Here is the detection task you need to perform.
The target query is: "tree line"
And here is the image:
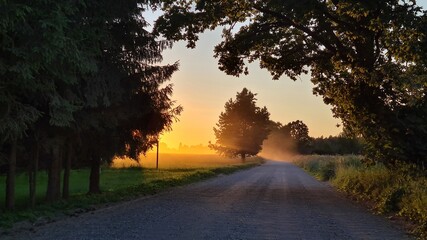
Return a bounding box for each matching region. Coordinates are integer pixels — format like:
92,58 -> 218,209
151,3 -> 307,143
0,1 -> 182,210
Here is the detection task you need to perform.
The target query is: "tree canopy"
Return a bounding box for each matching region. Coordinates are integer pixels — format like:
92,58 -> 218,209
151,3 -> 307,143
209,88 -> 270,160
0,0 -> 182,209
284,120 -> 311,154
155,0 -> 427,166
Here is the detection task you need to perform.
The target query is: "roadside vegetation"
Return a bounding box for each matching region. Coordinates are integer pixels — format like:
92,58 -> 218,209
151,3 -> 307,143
0,156 -> 263,229
1,1 -> 183,212
295,155 -> 427,238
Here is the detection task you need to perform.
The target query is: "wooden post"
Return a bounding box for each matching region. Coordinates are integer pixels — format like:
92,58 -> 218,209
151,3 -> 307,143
156,140 -> 159,170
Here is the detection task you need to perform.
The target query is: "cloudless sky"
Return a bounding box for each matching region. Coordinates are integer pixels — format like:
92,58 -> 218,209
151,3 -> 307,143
144,1 -> 427,149
159,31 -> 341,148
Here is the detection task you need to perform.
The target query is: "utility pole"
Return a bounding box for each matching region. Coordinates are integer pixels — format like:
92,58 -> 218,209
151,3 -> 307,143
156,139 -> 159,170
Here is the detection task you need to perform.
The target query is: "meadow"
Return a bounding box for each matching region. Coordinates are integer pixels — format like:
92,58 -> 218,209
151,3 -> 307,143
0,154 -> 263,228
295,155 -> 427,238
112,152 -> 254,169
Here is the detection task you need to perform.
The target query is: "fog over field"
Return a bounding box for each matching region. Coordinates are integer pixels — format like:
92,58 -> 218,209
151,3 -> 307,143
112,132 -> 298,169
112,153 -> 260,169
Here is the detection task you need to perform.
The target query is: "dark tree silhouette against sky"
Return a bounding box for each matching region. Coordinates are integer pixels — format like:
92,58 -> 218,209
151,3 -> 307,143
209,88 -> 270,161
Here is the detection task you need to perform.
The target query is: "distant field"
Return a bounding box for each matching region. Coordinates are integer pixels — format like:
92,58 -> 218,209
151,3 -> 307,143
112,153 -> 259,169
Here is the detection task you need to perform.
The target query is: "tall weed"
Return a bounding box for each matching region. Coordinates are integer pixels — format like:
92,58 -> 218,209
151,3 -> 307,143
295,155 -> 427,238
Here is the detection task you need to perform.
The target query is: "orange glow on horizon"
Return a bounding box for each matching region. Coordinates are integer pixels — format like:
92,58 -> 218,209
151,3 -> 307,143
156,28 -> 342,150
147,142 -> 215,155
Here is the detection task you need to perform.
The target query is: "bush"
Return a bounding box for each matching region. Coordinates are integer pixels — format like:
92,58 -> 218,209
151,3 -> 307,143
295,155 -> 427,238
399,179 -> 427,238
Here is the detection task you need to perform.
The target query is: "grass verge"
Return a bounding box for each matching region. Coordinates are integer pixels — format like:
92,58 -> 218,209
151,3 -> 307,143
0,158 -> 263,231
294,155 -> 427,239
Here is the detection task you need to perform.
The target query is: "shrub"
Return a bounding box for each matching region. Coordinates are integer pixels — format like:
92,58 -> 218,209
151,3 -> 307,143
296,155 -> 427,237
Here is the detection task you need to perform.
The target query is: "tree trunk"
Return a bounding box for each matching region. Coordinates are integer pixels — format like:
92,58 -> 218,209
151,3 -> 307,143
88,157 -> 101,194
240,153 -> 246,163
5,139 -> 17,210
46,145 -> 62,202
62,141 -> 72,199
29,141 -> 39,208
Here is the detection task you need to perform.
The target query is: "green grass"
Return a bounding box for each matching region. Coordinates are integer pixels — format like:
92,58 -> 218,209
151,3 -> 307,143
294,155 -> 363,181
294,155 -> 427,238
0,156 -> 264,229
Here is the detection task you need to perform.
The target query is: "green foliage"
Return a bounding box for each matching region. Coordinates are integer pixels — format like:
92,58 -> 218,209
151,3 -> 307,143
296,155 -> 362,181
263,122 -> 362,155
380,187 -> 406,213
284,120 -> 311,154
310,135 -> 363,155
0,1 -> 91,139
0,0 -> 183,209
399,180 -> 427,237
209,88 -> 270,159
68,0 -> 183,162
0,0 -> 182,147
296,155 -> 427,238
155,0 -> 427,167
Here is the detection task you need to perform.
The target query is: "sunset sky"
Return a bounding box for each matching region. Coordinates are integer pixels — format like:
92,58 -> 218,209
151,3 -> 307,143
155,28 -> 342,149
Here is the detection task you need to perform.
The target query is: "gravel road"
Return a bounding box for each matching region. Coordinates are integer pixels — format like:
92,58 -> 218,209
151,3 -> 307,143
5,161 -> 411,240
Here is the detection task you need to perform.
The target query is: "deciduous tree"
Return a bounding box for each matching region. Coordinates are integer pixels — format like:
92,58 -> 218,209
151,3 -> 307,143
284,120 -> 311,154
209,88 -> 270,161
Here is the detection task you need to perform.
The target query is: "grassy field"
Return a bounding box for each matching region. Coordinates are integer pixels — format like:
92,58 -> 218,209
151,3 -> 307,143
0,155 -> 263,229
294,155 -> 427,238
112,153 -> 254,169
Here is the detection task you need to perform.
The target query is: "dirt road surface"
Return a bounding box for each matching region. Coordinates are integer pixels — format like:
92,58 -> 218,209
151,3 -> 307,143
5,161 -> 411,240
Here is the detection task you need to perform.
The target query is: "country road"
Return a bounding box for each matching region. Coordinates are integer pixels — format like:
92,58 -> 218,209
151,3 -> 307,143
6,161 -> 410,240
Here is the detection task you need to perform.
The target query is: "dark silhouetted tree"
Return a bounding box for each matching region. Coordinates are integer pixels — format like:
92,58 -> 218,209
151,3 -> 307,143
311,135 -> 363,155
284,120 -> 311,154
68,1 -> 182,195
209,88 -> 270,161
0,0 -> 97,208
0,0 -> 182,207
